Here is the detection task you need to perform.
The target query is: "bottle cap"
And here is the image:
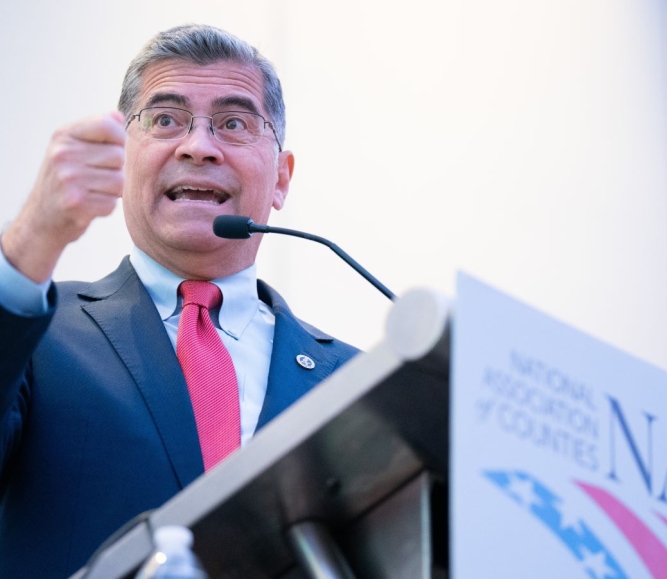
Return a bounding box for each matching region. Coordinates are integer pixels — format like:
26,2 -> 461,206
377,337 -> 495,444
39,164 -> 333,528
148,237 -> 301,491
153,525 -> 194,550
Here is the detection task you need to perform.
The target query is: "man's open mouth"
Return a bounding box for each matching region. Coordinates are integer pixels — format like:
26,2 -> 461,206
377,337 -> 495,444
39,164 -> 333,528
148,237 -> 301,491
165,186 -> 230,205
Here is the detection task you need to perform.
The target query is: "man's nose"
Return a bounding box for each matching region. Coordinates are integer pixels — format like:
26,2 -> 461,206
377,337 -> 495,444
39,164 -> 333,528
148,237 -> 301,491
175,116 -> 222,164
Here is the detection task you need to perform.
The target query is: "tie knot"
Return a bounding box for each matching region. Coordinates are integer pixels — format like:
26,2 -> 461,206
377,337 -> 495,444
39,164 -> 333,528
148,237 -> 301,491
179,280 -> 222,310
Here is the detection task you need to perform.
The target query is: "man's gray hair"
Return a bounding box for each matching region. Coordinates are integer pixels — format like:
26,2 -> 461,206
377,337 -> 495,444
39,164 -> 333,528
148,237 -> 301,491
118,24 -> 286,147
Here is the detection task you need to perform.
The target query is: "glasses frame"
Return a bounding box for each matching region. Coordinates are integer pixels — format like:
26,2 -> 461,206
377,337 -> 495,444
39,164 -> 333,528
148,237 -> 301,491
127,106 -> 282,152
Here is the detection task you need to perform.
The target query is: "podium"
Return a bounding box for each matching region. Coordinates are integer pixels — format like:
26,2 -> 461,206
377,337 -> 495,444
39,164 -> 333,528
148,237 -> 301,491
72,273 -> 667,578
71,288 -> 451,579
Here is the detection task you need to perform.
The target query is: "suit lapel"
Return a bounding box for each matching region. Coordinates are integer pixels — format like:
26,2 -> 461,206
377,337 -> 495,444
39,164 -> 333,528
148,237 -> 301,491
256,281 -> 342,430
74,264 -> 346,477
78,258 -> 203,487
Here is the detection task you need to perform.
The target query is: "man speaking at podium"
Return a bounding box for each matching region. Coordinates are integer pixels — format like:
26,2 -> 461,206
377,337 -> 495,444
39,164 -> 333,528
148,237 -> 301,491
0,24 -> 358,578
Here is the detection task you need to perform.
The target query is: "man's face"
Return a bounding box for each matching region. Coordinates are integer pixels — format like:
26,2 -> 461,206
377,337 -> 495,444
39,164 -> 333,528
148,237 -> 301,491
123,59 -> 293,278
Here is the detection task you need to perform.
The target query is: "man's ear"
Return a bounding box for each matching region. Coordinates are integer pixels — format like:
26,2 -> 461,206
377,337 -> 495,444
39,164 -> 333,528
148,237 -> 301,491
272,150 -> 295,210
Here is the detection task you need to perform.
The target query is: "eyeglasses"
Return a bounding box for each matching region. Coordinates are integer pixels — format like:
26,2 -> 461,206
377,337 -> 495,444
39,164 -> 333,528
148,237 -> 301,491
127,106 -> 282,152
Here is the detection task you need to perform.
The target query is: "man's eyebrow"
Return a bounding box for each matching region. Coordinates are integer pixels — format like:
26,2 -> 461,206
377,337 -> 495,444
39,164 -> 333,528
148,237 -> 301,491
144,93 -> 189,108
212,96 -> 260,115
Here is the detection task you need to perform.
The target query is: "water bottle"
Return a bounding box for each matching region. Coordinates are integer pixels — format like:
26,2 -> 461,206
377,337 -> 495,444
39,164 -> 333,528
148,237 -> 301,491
135,525 -> 209,579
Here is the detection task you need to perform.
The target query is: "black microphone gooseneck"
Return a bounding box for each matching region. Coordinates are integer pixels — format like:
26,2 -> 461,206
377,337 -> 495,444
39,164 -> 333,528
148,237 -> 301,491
212,215 -> 396,301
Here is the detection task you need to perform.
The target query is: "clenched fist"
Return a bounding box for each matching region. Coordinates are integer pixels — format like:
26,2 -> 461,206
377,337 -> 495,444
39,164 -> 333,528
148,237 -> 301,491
1,112 -> 126,283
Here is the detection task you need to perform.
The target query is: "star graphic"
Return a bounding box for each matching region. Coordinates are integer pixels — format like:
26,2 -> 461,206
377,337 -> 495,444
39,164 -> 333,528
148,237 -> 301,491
556,499 -> 583,533
507,475 -> 537,507
580,547 -> 614,578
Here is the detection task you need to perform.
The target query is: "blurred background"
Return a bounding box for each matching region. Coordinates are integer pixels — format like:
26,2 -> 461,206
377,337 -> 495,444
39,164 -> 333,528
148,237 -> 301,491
1,0 -> 665,368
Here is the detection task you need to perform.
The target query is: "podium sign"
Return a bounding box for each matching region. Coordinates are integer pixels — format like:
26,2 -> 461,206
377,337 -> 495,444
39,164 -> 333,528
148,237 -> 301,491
451,273 -> 667,578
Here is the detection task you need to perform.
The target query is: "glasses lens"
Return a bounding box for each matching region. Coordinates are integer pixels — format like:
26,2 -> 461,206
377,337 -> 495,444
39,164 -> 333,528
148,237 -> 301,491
211,111 -> 264,145
140,107 -> 191,139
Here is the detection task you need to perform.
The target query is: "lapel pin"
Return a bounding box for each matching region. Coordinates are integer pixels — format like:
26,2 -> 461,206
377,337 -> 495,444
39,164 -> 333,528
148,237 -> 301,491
296,354 -> 315,370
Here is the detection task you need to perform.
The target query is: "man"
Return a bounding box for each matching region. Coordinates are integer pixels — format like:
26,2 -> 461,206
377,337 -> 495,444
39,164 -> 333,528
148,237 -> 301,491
0,24 -> 359,578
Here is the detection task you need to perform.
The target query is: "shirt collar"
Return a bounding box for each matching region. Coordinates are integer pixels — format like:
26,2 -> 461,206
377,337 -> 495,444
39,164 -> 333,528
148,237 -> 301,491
129,246 -> 260,340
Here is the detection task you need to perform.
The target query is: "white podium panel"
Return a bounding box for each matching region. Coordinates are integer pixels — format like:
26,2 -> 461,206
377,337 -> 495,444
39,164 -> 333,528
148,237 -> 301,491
452,272 -> 667,579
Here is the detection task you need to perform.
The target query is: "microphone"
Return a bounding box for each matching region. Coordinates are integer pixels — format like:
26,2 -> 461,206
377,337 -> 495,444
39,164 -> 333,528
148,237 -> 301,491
213,215 -> 396,301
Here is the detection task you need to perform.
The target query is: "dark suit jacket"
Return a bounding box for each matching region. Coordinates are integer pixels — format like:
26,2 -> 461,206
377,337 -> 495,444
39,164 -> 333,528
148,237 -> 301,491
0,257 -> 359,578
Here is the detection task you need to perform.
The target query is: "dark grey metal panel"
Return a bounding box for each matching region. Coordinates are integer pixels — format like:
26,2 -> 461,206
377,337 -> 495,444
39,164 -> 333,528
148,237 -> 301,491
71,289 -> 450,579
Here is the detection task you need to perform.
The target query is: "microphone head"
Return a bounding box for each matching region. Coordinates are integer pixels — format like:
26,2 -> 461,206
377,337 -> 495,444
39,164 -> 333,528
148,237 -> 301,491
213,215 -> 254,239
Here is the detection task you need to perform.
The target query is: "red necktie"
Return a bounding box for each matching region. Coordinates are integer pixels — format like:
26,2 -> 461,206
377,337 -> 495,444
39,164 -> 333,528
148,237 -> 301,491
177,280 -> 241,471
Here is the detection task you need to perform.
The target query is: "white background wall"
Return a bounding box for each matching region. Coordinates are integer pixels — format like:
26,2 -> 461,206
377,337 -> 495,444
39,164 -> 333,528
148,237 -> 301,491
1,1 -> 666,369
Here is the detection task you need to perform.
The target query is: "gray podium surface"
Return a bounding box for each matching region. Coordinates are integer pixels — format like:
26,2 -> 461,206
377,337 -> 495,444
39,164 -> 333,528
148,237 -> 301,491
71,288 -> 450,579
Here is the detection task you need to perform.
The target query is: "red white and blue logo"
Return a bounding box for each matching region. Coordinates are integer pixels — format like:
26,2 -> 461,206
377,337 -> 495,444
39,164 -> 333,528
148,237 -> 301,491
485,469 -> 667,579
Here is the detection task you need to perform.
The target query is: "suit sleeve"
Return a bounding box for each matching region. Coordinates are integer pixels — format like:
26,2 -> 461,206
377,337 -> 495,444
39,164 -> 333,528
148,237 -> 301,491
0,284 -> 56,470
